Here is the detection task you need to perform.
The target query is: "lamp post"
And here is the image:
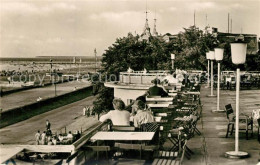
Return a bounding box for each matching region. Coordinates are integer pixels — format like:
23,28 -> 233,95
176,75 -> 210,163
50,59 -> 57,97
50,59 -> 53,83
212,48 -> 225,112
225,41 -> 248,158
171,54 -> 175,70
205,52 -> 210,88
208,51 -> 216,97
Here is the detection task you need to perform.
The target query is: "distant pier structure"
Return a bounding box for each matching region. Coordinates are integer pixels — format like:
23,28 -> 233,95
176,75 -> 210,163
105,70 -> 169,105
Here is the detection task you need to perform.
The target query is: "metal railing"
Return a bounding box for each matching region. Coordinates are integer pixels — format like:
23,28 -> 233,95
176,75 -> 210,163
119,71 -> 169,84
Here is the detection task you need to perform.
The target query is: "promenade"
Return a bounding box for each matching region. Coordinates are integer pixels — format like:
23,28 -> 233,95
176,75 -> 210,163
0,80 -> 91,112
182,86 -> 260,165
0,95 -> 99,145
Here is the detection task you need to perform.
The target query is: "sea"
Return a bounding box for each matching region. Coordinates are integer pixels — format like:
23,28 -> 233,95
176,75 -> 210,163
0,56 -> 101,72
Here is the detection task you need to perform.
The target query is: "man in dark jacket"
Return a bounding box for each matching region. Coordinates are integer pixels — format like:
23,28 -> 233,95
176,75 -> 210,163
148,79 -> 168,97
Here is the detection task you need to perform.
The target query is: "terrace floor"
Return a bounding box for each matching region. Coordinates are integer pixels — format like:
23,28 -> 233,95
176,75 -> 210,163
181,85 -> 260,165
1,85 -> 259,165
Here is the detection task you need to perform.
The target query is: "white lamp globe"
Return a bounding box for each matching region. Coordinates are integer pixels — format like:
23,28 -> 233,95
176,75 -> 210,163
214,48 -> 224,61
209,51 -> 215,60
206,52 -> 210,60
230,42 -> 247,65
171,54 -> 175,60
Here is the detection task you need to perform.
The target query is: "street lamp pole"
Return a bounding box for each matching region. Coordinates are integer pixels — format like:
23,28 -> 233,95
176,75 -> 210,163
206,52 -> 210,88
171,54 -> 175,70
208,51 -> 216,97
50,59 -> 57,97
225,40 -> 249,159
50,59 -> 52,83
212,48 -> 225,112
54,69 -> 57,97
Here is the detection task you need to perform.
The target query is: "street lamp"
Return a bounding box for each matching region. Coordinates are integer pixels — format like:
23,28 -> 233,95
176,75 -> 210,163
171,54 -> 175,70
225,40 -> 248,158
50,59 -> 57,96
212,48 -> 225,112
208,50 -> 216,97
205,52 -> 210,88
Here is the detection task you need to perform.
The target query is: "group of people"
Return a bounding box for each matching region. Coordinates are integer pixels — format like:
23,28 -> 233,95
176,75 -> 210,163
83,106 -> 92,117
99,98 -> 154,129
35,120 -> 80,145
98,71 -> 186,128
99,77 -> 173,128
35,120 -> 53,145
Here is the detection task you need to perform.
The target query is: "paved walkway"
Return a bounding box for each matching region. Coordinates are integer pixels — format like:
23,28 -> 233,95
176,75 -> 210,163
0,95 -> 99,145
183,85 -> 260,165
0,80 -> 91,111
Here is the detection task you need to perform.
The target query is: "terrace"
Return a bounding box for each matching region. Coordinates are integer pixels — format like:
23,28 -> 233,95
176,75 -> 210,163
1,75 -> 260,165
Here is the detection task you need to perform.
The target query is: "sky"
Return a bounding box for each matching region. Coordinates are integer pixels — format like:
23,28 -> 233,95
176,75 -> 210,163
1,0 -> 260,58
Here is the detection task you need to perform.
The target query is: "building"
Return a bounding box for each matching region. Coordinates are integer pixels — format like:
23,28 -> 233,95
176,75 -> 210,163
162,33 -> 178,43
212,28 -> 259,55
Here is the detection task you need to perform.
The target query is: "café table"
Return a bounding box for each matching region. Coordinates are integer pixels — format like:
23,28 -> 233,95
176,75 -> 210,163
90,131 -> 155,141
90,131 -> 156,159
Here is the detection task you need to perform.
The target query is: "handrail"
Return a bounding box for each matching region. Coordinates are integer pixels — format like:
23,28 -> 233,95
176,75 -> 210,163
73,121 -> 109,150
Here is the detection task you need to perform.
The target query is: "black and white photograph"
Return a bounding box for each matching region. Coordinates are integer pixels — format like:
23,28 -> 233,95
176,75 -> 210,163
0,0 -> 259,164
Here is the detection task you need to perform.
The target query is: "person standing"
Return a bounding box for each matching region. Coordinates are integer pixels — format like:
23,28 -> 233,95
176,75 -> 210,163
46,120 -> 51,130
35,130 -> 41,145
41,131 -> 46,145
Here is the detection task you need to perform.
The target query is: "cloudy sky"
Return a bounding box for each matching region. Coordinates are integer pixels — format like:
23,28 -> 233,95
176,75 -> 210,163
1,0 -> 259,57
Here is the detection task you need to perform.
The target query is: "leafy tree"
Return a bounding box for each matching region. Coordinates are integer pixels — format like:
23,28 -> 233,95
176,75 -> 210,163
92,26 -> 259,116
174,26 -> 218,70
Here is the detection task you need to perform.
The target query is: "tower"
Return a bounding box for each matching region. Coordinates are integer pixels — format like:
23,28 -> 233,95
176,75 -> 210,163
152,11 -> 158,36
140,4 -> 151,41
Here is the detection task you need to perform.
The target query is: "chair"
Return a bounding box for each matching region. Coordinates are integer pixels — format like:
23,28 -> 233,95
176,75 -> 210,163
252,109 -> 260,142
225,104 -> 253,139
225,104 -> 235,138
152,139 -> 187,165
258,119 -> 260,142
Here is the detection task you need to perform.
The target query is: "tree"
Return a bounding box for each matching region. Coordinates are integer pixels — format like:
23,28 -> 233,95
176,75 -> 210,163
173,26 -> 218,70
92,26 -> 260,116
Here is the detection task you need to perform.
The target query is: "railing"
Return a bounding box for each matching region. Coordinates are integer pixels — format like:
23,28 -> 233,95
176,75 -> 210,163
73,121 -> 110,150
119,71 -> 169,84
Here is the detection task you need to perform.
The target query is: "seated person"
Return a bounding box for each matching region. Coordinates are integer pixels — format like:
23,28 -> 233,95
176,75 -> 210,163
67,131 -> 73,140
132,100 -> 154,128
147,79 -> 168,97
47,137 -> 53,145
66,131 -> 73,144
58,134 -> 64,142
125,93 -> 148,112
74,130 -> 81,141
99,98 -> 130,126
163,71 -> 178,85
52,136 -> 57,145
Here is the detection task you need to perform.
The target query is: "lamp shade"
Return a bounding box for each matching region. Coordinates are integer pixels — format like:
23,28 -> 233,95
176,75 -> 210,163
230,42 -> 247,65
209,51 -> 215,60
214,48 -> 224,61
206,52 -> 210,60
171,54 -> 175,60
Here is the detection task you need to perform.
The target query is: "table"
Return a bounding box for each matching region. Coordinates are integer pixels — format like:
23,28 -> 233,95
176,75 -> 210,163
90,131 -> 155,141
90,131 -> 156,159
184,91 -> 200,95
